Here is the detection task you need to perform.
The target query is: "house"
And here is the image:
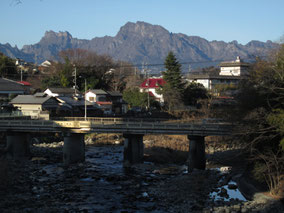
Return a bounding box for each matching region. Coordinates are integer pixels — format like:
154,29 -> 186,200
85,89 -> 112,115
44,88 -> 78,97
219,56 -> 250,76
107,91 -> 128,114
10,93 -> 60,120
44,88 -> 102,117
85,89 -> 128,115
85,89 -> 108,102
40,60 -> 52,67
140,78 -> 166,103
187,74 -> 243,90
0,78 -> 31,101
55,96 -> 102,117
187,56 -> 250,94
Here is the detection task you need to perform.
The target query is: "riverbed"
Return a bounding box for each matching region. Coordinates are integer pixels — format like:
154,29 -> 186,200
0,142 -> 283,212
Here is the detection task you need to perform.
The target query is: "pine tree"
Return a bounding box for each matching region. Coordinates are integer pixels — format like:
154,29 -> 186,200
162,52 -> 185,110
163,51 -> 184,94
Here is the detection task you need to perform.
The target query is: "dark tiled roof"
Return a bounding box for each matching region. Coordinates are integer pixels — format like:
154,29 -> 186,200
187,74 -> 244,80
47,88 -> 76,94
56,96 -> 95,107
107,91 -> 122,97
219,62 -> 250,67
0,78 -> 27,92
10,95 -> 51,104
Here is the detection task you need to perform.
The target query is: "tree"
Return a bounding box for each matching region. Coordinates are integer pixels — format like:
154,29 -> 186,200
163,52 -> 184,94
162,52 -> 185,111
0,53 -> 17,78
233,44 -> 284,195
184,82 -> 208,106
123,88 -> 149,108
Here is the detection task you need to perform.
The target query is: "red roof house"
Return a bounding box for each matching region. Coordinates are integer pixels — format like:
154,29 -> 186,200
140,78 -> 166,103
140,78 -> 166,89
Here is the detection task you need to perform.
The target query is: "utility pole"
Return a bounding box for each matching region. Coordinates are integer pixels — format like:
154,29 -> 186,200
146,64 -> 150,110
20,68 -> 23,82
73,65 -> 77,96
84,78 -> 87,121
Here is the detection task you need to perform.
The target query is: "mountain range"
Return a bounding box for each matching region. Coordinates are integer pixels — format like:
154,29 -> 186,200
0,21 -> 279,70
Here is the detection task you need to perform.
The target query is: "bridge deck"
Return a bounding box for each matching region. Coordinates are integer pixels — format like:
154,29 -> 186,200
0,118 -> 232,136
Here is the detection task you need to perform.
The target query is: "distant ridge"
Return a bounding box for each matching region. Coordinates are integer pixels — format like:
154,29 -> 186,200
0,21 -> 279,69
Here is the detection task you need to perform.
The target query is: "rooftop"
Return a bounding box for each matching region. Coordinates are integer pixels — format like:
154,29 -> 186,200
46,88 -> 77,94
0,78 -> 28,92
140,78 -> 166,88
10,95 -> 52,104
219,56 -> 250,67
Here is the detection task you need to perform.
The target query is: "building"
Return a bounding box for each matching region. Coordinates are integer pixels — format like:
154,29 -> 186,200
44,88 -> 102,117
187,56 -> 250,93
85,89 -> 112,115
107,91 -> 128,115
55,96 -> 102,117
187,74 -> 243,90
219,56 -> 250,76
140,78 -> 166,103
10,93 -> 60,120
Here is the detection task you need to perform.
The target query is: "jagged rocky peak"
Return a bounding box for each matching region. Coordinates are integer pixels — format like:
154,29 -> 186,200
117,21 -> 169,38
43,30 -> 72,39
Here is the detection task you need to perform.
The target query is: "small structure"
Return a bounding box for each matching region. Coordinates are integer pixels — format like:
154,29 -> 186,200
140,78 -> 166,103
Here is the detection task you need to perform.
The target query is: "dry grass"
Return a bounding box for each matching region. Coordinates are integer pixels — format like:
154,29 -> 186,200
144,135 -> 188,151
87,133 -> 123,145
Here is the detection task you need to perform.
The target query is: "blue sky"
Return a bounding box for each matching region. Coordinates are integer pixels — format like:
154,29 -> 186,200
1,0 -> 283,48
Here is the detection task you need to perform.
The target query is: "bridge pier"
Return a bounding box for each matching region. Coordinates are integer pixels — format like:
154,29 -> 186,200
123,134 -> 144,166
5,132 -> 30,160
188,135 -> 206,171
63,133 -> 85,165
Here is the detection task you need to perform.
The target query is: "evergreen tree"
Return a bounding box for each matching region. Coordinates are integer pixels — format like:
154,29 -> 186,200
163,51 -> 184,93
162,52 -> 185,110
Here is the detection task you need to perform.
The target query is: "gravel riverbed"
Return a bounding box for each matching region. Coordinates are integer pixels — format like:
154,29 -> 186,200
0,141 -> 283,212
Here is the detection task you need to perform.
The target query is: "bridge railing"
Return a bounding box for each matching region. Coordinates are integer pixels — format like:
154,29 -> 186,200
52,117 -> 170,123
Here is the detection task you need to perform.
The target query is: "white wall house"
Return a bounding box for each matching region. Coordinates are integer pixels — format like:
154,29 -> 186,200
85,89 -> 112,114
219,56 -> 250,76
85,89 -> 108,102
187,56 -> 250,92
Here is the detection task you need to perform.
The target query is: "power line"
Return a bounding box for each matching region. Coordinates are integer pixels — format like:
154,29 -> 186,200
0,55 -> 262,70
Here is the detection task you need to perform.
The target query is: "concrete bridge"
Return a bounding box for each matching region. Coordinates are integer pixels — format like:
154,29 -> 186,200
0,117 -> 232,170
